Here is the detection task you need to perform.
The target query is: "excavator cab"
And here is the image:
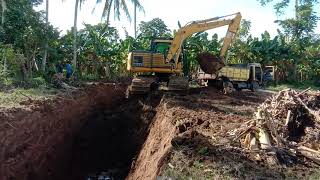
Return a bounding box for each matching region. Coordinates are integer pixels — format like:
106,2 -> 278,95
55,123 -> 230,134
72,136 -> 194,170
150,39 -> 172,54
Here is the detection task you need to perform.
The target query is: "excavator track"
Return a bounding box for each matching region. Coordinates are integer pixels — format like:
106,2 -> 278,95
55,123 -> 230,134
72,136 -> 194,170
126,76 -> 156,97
167,76 -> 189,91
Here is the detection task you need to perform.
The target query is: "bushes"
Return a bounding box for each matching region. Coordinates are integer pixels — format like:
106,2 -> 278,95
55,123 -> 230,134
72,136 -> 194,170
28,77 -> 47,88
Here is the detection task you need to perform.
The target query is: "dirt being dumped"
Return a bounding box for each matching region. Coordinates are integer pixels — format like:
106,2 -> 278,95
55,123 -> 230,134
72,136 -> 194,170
197,52 -> 225,74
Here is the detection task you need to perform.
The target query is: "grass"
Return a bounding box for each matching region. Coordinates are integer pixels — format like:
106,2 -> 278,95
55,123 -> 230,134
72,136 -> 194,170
161,161 -> 231,180
266,82 -> 319,92
0,87 -> 59,108
309,171 -> 320,180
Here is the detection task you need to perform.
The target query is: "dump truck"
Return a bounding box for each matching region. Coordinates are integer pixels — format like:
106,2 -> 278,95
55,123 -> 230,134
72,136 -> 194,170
126,13 -> 242,96
197,63 -> 274,91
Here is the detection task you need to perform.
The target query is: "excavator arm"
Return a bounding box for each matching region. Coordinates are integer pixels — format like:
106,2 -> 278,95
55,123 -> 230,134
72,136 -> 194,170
166,12 -> 242,66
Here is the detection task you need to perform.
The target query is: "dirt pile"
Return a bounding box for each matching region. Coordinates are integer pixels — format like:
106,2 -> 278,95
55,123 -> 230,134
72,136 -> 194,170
0,83 -> 126,180
235,89 -> 320,165
128,89 -> 273,179
130,88 -> 319,179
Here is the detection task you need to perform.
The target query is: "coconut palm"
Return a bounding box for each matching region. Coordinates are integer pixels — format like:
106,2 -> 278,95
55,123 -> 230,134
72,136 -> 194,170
95,0 -> 144,35
1,0 -> 7,72
42,0 -> 48,72
72,0 -> 80,71
62,0 -> 87,71
0,0 -> 6,25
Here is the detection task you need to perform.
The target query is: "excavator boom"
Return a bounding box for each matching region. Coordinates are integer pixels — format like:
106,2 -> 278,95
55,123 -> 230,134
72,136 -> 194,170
166,13 -> 242,68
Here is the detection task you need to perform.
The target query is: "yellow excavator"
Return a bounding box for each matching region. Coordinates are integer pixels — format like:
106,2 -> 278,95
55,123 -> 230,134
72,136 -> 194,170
126,12 -> 242,95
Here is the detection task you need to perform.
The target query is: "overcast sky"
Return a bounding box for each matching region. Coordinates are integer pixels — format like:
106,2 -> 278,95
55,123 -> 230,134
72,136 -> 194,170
35,0 -> 320,39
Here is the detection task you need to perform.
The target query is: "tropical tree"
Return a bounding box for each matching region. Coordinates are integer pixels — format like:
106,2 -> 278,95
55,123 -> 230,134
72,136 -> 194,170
136,18 -> 172,49
184,33 -> 221,73
80,23 -> 120,78
95,0 -> 144,27
134,1 -> 137,38
61,0 -> 86,72
0,0 -> 7,72
72,0 -> 80,71
0,0 -> 6,26
258,0 -> 319,80
42,0 -> 48,72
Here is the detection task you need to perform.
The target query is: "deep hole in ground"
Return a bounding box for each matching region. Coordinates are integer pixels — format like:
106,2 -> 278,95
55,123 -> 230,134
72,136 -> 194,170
66,94 -> 162,180
0,84 -> 164,180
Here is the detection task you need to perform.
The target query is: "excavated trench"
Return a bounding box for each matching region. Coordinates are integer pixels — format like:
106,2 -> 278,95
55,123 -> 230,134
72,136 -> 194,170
66,95 -> 162,179
0,84 -> 164,180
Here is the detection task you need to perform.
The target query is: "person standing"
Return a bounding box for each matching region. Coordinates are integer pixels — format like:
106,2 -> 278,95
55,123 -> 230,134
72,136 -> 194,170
55,62 -> 63,73
66,62 -> 73,79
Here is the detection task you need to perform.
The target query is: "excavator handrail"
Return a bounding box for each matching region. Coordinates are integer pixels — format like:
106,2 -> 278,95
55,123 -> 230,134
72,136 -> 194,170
185,13 -> 240,26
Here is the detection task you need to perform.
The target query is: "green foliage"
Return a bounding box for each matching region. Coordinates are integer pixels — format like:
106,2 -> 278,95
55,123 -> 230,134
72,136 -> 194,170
257,0 -> 319,80
184,32 -> 221,73
27,76 -> 47,88
266,81 -> 319,91
0,0 -> 60,88
138,18 -> 171,38
0,0 -> 319,89
95,0 -> 144,23
136,18 -> 172,49
0,87 -> 58,108
58,23 -> 132,80
197,147 -> 209,155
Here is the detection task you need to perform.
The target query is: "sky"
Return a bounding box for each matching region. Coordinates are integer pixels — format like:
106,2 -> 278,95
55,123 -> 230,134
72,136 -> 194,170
35,0 -> 320,39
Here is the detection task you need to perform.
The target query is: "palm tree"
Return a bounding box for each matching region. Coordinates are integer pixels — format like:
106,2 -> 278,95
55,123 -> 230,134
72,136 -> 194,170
134,1 -> 137,38
95,0 -> 144,30
1,0 -> 7,72
62,0 -> 86,72
1,0 -> 6,25
72,0 -> 80,71
42,0 -> 49,72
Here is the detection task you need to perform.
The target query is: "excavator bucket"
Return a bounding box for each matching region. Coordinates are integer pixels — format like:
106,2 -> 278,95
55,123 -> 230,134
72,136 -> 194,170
197,52 -> 225,74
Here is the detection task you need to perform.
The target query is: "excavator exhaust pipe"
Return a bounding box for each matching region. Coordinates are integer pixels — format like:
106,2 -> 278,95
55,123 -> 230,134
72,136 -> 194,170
196,52 -> 225,74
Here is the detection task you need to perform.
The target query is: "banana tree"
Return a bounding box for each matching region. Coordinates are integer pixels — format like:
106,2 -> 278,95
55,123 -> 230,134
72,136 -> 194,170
258,0 -> 319,80
79,23 -> 120,78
